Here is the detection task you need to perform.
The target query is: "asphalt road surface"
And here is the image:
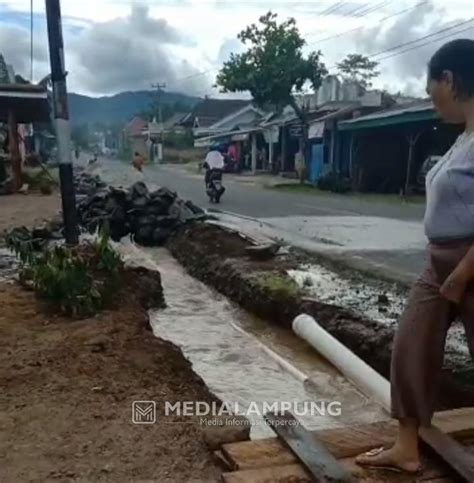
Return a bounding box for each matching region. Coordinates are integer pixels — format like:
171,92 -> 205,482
100,160 -> 425,221
97,159 -> 427,282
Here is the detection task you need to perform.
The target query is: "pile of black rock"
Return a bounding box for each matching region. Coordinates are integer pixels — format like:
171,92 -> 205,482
77,180 -> 207,246
74,169 -> 107,196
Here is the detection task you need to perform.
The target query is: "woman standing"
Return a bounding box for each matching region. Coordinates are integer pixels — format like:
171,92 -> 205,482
357,39 -> 474,473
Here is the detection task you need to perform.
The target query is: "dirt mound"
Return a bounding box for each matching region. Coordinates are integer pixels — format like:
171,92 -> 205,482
0,280 -> 222,482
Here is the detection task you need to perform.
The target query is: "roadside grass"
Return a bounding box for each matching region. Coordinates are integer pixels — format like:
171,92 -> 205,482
269,183 -> 426,205
251,271 -> 303,299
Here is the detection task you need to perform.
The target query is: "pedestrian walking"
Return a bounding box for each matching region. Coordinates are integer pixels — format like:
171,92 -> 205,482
356,39 -> 474,474
132,152 -> 145,172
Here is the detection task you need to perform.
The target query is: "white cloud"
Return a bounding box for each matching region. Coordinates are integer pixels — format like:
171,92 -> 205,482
0,0 -> 472,97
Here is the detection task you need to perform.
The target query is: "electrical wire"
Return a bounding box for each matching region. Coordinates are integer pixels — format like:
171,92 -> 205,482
319,2 -> 347,16
309,1 -> 427,44
375,24 -> 474,62
305,0 -> 397,41
369,17 -> 474,58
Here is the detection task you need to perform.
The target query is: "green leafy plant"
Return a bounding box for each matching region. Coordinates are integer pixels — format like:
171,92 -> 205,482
7,229 -> 123,318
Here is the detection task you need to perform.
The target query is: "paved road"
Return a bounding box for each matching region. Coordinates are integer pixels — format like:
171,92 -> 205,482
97,159 -> 427,283
100,160 -> 425,221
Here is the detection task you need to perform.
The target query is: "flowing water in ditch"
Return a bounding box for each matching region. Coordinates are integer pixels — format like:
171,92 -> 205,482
117,241 -> 388,438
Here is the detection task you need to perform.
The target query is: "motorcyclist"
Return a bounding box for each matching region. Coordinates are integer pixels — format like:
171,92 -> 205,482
203,144 -> 225,187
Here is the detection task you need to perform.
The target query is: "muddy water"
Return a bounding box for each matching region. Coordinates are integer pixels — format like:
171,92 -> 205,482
116,241 -> 388,438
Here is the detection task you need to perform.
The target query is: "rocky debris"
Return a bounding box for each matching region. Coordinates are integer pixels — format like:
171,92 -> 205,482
78,179 -> 207,246
74,169 -> 107,197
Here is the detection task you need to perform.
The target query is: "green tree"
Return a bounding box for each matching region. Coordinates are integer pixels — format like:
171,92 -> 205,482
336,54 -> 379,89
216,11 -> 327,172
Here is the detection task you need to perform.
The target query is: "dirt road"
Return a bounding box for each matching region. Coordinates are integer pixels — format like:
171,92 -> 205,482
0,193 -> 60,236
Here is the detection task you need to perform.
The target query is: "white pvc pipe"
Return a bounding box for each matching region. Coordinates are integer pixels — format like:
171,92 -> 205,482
293,314 -> 390,412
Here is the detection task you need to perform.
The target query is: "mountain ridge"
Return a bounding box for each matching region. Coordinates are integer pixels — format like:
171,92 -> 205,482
68,90 -> 200,126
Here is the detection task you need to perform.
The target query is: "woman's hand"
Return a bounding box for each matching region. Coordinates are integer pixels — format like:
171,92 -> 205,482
440,245 -> 474,303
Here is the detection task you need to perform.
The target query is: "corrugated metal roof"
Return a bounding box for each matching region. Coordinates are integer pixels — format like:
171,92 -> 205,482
340,99 -> 434,127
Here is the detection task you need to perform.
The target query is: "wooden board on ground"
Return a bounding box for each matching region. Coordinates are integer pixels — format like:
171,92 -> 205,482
222,464 -> 311,483
222,408 -> 474,471
420,426 -> 474,483
264,411 -> 351,482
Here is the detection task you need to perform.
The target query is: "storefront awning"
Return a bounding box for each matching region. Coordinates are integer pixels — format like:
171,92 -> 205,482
308,121 -> 325,139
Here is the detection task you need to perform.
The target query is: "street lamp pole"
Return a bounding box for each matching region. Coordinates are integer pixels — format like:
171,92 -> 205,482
45,0 -> 78,245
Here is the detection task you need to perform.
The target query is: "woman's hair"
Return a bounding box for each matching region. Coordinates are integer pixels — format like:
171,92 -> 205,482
428,39 -> 474,99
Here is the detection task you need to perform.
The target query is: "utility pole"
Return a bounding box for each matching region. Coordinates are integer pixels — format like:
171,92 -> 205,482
151,82 -> 166,126
151,83 -> 166,163
45,0 -> 78,245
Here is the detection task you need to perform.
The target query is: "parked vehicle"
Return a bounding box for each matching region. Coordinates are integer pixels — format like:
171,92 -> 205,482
206,169 -> 225,203
416,155 -> 442,193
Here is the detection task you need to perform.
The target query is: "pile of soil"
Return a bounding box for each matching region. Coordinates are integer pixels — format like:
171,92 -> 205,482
0,274 -> 223,481
169,223 -> 474,410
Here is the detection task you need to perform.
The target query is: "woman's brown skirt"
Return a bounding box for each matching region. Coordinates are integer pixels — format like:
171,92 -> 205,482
391,241 -> 474,427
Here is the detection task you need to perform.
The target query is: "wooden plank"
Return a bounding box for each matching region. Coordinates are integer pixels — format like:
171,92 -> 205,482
222,408 -> 474,471
432,407 -> 474,440
264,411 -> 352,482
214,450 -> 233,471
420,426 -> 474,483
222,464 -> 311,483
340,453 -> 452,482
221,438 -> 296,471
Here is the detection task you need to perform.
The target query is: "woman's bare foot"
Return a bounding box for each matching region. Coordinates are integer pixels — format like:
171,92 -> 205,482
356,446 -> 422,473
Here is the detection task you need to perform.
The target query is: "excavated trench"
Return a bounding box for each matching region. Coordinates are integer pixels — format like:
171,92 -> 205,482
167,222 -> 474,411
116,240 -> 388,438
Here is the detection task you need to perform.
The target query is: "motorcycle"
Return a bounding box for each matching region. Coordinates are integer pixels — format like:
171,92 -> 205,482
206,168 -> 225,203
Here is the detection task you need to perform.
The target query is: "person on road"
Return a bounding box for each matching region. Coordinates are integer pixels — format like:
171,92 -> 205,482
356,39 -> 474,473
132,151 -> 145,172
203,146 -> 225,186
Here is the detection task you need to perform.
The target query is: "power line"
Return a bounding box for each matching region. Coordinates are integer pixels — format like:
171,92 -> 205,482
338,2 -> 370,18
375,24 -> 474,62
173,69 -> 213,83
319,2 -> 347,16
353,0 -> 392,18
325,20 -> 474,72
305,0 -> 398,41
306,2 -> 427,45
369,17 -> 474,58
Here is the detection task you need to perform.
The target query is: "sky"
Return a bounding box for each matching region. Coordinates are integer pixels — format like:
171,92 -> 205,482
0,0 -> 473,98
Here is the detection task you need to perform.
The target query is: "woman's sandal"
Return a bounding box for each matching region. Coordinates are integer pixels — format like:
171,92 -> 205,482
356,447 -> 424,474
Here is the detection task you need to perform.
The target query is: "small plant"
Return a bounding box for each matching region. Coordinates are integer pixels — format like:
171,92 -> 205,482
7,228 -> 123,317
